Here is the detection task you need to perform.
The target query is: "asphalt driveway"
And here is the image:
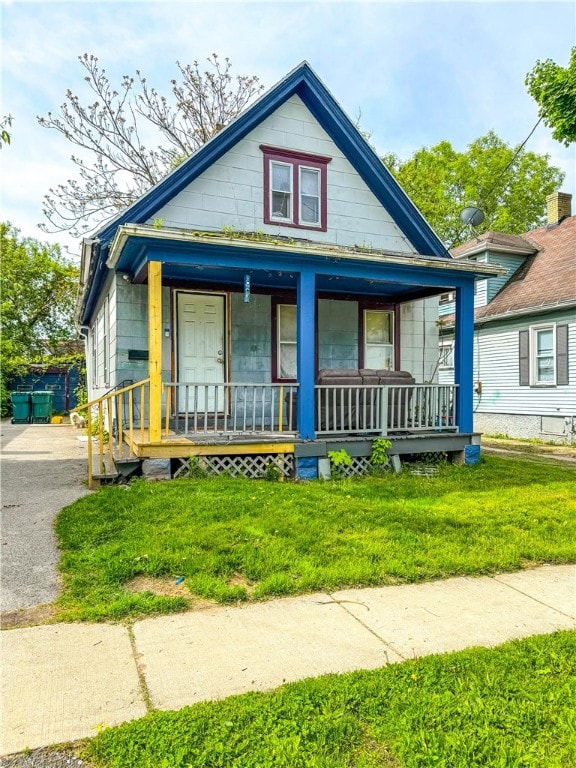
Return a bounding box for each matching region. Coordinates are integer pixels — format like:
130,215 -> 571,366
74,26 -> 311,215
0,422 -> 90,614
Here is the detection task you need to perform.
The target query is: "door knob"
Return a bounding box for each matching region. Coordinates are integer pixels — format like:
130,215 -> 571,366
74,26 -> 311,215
216,358 -> 224,364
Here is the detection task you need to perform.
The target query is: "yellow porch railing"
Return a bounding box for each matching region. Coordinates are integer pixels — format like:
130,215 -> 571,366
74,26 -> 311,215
76,378 -> 150,489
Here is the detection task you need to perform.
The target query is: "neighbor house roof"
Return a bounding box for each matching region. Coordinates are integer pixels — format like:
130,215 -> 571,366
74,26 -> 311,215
475,216 -> 576,321
441,215 -> 576,327
445,216 -> 575,326
451,231 -> 538,259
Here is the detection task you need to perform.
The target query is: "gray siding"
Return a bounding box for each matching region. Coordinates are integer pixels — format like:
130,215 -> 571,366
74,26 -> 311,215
473,310 -> 576,417
486,252 -> 526,302
153,95 -> 419,254
318,299 -> 358,369
400,298 -> 440,382
114,280 -> 152,384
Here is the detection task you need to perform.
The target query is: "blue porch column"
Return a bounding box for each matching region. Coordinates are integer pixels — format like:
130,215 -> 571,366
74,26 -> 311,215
296,268 -> 316,440
454,282 -> 475,433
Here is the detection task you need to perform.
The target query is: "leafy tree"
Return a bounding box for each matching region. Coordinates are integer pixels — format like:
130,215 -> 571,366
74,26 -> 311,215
383,131 -> 564,246
38,54 -> 264,237
526,47 -> 576,146
0,223 -> 79,413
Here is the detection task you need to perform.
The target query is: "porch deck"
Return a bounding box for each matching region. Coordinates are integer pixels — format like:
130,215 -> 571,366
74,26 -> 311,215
82,379 -> 469,486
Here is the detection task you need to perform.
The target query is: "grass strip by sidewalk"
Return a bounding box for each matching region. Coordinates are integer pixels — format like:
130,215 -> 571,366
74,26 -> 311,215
84,630 -> 576,768
55,455 -> 576,622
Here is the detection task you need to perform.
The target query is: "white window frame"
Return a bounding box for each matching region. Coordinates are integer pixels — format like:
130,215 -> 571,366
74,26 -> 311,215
363,310 -> 394,370
298,165 -> 321,226
276,303 -> 297,381
530,323 -> 556,386
270,161 -> 293,223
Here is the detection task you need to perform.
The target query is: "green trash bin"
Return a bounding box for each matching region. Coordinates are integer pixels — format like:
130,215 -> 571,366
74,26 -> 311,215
31,391 -> 54,424
11,392 -> 31,424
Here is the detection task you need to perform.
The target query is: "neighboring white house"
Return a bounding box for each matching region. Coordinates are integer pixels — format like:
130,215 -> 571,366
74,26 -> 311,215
439,192 -> 576,443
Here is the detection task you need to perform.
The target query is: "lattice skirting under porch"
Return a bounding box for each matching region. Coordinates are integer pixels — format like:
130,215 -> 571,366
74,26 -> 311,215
173,453 -> 295,480
338,456 -> 372,478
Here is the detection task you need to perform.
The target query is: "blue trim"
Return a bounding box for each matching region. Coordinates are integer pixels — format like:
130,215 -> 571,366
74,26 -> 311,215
454,283 -> 475,432
123,241 -> 478,289
81,61 -> 448,324
297,269 -> 316,440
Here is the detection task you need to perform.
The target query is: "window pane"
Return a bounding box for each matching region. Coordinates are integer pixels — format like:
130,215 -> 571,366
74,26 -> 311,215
279,344 -> 297,379
272,163 -> 291,192
365,311 -> 392,344
301,195 -> 319,223
440,343 -> 454,368
300,168 -> 320,224
537,358 -> 554,382
300,168 -> 319,196
279,305 -> 297,342
364,344 -> 393,370
536,329 -> 553,355
272,191 -> 290,219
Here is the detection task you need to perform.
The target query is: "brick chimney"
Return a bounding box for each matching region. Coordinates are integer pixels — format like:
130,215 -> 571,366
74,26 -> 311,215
546,192 -> 572,226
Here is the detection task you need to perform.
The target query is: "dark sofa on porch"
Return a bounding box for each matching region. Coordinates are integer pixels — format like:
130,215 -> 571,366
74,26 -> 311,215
289,369 -> 416,433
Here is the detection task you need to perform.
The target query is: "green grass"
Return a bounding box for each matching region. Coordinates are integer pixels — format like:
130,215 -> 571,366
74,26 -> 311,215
54,455 -> 576,622
84,630 -> 576,767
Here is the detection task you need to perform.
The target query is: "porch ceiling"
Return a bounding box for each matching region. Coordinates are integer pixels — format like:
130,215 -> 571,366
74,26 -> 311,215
146,261 -> 444,300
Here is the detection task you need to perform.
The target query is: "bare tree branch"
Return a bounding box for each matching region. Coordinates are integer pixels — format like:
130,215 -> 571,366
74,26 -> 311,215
37,53 -> 264,237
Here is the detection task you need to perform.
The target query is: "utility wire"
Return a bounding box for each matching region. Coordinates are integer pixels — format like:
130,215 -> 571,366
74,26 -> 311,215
447,115 -> 544,250
479,116 -> 543,204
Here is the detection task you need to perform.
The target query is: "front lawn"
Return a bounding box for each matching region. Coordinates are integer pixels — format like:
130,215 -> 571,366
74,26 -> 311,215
84,630 -> 576,767
54,454 -> 576,622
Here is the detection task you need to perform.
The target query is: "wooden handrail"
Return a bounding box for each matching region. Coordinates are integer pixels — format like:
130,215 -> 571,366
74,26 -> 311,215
74,378 -> 151,413
76,379 -> 151,489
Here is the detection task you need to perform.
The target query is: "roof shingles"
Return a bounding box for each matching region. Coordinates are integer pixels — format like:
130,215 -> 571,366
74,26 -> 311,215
459,217 -> 576,321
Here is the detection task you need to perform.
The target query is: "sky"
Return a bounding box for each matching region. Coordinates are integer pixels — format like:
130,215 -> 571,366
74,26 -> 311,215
1,0 -> 575,259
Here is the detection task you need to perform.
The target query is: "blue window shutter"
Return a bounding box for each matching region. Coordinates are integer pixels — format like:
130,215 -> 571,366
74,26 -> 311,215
519,330 -> 529,386
556,324 -> 569,385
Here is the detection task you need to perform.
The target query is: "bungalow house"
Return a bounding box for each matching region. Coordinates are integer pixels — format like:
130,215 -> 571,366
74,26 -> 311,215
76,62 -> 501,486
439,192 -> 575,443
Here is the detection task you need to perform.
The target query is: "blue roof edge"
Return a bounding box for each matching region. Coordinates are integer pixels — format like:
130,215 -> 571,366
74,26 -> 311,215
95,61 -> 446,256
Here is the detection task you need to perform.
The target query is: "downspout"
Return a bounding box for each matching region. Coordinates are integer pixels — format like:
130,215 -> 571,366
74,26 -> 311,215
76,238 -> 100,326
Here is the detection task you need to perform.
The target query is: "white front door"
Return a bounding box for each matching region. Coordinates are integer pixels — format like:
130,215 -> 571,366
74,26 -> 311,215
176,292 -> 226,412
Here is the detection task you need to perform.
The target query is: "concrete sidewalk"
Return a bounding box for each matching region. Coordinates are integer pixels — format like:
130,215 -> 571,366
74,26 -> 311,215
2,564 -> 574,756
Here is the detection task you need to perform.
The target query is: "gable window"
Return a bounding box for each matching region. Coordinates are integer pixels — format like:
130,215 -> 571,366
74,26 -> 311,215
261,145 -> 330,231
519,324 -> 569,386
270,162 -> 292,220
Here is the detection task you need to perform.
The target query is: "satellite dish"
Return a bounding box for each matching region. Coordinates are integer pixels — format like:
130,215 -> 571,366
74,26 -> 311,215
460,206 -> 485,228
